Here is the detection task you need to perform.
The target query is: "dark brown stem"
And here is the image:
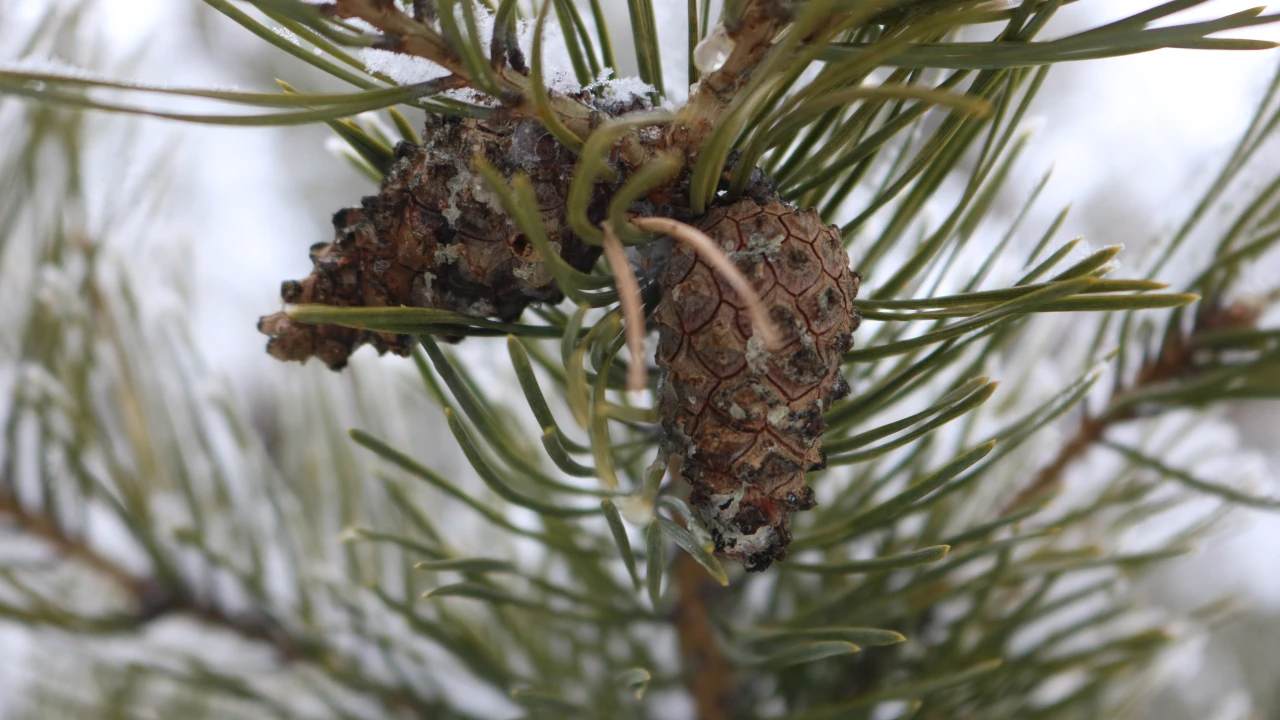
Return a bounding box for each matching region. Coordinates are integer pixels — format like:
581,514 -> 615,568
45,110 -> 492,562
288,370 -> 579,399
0,487 -> 294,645
328,0 -> 801,164
673,552 -> 736,720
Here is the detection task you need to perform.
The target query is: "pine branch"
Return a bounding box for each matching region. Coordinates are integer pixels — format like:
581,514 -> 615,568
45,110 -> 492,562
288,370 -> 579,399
1004,296 -> 1270,513
316,0 -> 815,169
0,488 -> 143,599
671,0 -> 791,149
322,0 -> 597,128
0,487 -> 277,648
6,2 -> 1280,718
2,477 -> 283,638
673,544 -> 736,720
0,483 -> 445,717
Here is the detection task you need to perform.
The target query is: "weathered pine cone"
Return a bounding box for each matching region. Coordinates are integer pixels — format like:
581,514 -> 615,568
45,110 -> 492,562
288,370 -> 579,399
655,198 -> 861,572
259,115 -> 604,370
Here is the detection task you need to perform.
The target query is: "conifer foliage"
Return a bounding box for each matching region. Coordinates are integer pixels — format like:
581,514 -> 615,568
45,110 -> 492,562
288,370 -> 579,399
3,1 -> 1280,719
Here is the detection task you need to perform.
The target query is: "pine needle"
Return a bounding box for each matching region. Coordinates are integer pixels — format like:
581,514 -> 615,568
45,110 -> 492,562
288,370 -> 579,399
601,221 -> 648,392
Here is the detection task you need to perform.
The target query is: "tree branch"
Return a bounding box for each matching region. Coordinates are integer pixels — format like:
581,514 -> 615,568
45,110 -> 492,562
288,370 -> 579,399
673,551 -> 736,720
0,489 -> 145,598
0,487 -> 432,717
670,0 -> 791,152
1002,298 -> 1262,513
322,0 -> 809,171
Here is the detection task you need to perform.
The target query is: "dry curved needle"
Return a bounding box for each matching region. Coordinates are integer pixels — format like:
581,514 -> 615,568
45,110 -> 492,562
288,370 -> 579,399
630,216 -> 782,351
601,221 -> 648,392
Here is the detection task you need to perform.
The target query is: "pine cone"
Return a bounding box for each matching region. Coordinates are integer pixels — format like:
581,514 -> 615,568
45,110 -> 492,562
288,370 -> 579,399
259,115 -> 604,370
655,198 -> 861,572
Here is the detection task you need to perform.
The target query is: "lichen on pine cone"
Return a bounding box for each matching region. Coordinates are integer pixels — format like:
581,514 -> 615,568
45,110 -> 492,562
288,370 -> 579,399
655,198 -> 861,572
258,115 -> 603,370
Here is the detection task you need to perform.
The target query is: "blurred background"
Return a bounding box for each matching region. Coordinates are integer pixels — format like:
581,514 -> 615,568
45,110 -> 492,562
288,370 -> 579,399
2,0 -> 1279,717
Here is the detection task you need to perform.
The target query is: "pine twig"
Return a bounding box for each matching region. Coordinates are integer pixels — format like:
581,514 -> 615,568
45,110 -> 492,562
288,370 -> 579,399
672,0 -> 791,151
1001,416 -> 1107,513
1002,298 -> 1262,512
0,486 -> 278,644
673,551 -> 736,720
0,489 -> 144,598
324,0 -> 803,166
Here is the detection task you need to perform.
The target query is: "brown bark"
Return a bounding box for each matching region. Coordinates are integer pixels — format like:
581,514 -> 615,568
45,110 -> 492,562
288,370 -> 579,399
673,552 -> 736,720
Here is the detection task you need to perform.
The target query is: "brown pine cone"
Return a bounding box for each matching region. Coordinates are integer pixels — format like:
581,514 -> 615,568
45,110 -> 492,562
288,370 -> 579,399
259,115 -> 604,370
655,198 -> 861,572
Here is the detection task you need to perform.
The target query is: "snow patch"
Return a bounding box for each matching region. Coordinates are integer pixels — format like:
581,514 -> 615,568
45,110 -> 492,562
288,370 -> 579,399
585,68 -> 655,107
271,27 -> 302,47
360,48 -> 450,86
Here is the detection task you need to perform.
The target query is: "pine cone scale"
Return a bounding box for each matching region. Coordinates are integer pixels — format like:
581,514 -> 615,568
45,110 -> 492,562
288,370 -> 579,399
657,197 -> 860,572
259,116 -> 603,370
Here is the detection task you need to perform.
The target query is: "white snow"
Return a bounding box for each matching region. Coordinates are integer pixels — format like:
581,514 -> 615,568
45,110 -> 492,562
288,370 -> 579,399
360,47 -> 451,86
586,68 -> 656,106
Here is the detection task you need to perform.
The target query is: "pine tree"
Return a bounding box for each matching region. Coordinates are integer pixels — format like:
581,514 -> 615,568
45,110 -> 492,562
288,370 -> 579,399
3,1 -> 1280,718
